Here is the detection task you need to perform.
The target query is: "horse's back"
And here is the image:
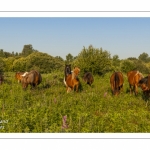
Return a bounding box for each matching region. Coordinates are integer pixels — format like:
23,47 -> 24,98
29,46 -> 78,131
83,72 -> 94,85
127,70 -> 143,85
110,72 -> 123,85
110,72 -> 124,95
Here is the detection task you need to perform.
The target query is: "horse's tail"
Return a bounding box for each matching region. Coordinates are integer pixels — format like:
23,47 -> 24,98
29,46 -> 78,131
114,72 -> 120,94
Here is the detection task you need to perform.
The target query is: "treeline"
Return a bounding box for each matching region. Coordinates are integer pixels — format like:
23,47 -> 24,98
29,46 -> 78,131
0,44 -> 150,75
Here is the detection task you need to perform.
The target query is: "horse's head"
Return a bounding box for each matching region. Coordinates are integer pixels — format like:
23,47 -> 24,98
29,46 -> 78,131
65,64 -> 71,76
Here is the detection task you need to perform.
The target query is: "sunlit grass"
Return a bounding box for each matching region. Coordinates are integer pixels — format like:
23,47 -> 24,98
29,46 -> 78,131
0,71 -> 150,133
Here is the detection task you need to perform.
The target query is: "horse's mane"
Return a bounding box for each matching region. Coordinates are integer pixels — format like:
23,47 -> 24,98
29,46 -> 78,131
72,67 -> 80,80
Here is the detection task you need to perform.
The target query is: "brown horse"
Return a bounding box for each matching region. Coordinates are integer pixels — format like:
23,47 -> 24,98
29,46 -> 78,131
110,72 -> 124,96
65,67 -> 80,93
21,70 -> 42,89
138,76 -> 150,97
127,70 -> 143,95
83,72 -> 94,86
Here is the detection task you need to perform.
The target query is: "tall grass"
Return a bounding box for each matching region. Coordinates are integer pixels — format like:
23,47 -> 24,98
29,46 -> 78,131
0,71 -> 150,133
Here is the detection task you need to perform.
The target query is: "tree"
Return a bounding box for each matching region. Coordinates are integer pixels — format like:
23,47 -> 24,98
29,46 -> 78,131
3,57 -> 15,72
13,52 -> 64,73
65,53 -> 74,64
0,58 -> 5,73
72,45 -> 112,75
111,55 -> 121,71
138,52 -> 150,63
0,49 -> 5,57
21,44 -> 37,57
120,59 -> 136,73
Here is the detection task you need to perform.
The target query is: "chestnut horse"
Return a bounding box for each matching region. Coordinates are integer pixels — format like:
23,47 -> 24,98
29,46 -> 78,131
64,64 -> 72,87
127,70 -> 143,95
110,72 -> 124,96
65,67 -> 80,93
83,72 -> 94,86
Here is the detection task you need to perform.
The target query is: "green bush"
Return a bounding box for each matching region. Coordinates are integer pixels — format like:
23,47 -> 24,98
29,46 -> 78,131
72,45 -> 112,76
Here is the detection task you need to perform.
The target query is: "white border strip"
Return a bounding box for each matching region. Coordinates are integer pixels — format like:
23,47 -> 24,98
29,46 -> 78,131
0,133 -> 150,139
0,12 -> 150,17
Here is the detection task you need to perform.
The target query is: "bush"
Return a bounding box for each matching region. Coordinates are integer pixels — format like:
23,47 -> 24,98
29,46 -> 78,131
72,45 -> 112,76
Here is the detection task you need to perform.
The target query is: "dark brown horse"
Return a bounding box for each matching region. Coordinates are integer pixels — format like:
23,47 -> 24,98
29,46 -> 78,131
65,67 -> 80,93
83,72 -> 94,86
138,76 -> 150,97
64,64 -> 72,87
21,70 -> 42,89
110,72 -> 124,96
127,70 -> 143,95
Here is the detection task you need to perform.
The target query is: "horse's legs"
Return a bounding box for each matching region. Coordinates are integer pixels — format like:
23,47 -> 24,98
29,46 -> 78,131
67,86 -> 72,93
75,84 -> 79,92
129,84 -> 133,95
134,85 -> 138,96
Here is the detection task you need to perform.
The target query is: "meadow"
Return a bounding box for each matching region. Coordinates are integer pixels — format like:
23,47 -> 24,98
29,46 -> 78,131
0,71 -> 150,133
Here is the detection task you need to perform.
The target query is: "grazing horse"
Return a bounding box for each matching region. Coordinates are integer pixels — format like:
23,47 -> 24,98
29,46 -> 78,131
138,76 -> 150,97
64,64 -> 72,87
65,67 -> 80,93
127,70 -> 143,95
110,72 -> 124,96
21,70 -> 42,89
83,72 -> 94,86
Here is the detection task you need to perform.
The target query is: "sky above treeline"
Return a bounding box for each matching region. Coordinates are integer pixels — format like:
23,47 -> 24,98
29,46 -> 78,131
1,17 -> 150,59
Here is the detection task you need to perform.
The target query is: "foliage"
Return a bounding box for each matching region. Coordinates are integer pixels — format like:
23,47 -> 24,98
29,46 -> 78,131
121,59 -> 150,74
72,45 -> 112,75
21,44 -> 38,57
111,55 -> 121,71
13,52 -> 64,73
0,58 -> 5,73
3,57 -> 15,72
138,52 -> 150,63
65,53 -> 74,64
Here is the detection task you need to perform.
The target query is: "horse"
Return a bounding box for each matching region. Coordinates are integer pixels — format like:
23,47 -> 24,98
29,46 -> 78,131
15,72 -> 26,83
65,67 -> 80,93
110,72 -> 124,96
127,70 -> 144,95
138,76 -> 150,97
64,64 -> 72,87
83,72 -> 94,86
21,70 -> 42,89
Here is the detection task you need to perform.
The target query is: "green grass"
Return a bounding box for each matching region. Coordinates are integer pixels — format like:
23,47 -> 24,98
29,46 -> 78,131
0,71 -> 150,133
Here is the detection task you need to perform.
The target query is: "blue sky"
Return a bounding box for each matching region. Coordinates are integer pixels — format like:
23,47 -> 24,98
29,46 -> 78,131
0,17 -> 150,60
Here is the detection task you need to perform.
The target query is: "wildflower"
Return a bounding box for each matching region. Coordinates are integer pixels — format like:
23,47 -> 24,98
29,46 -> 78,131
104,92 -> 107,97
62,115 -> 68,129
54,98 -> 57,103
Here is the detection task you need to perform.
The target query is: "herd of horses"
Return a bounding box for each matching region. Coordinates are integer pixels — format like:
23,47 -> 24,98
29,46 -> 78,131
0,65 -> 150,98
110,70 -> 150,97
